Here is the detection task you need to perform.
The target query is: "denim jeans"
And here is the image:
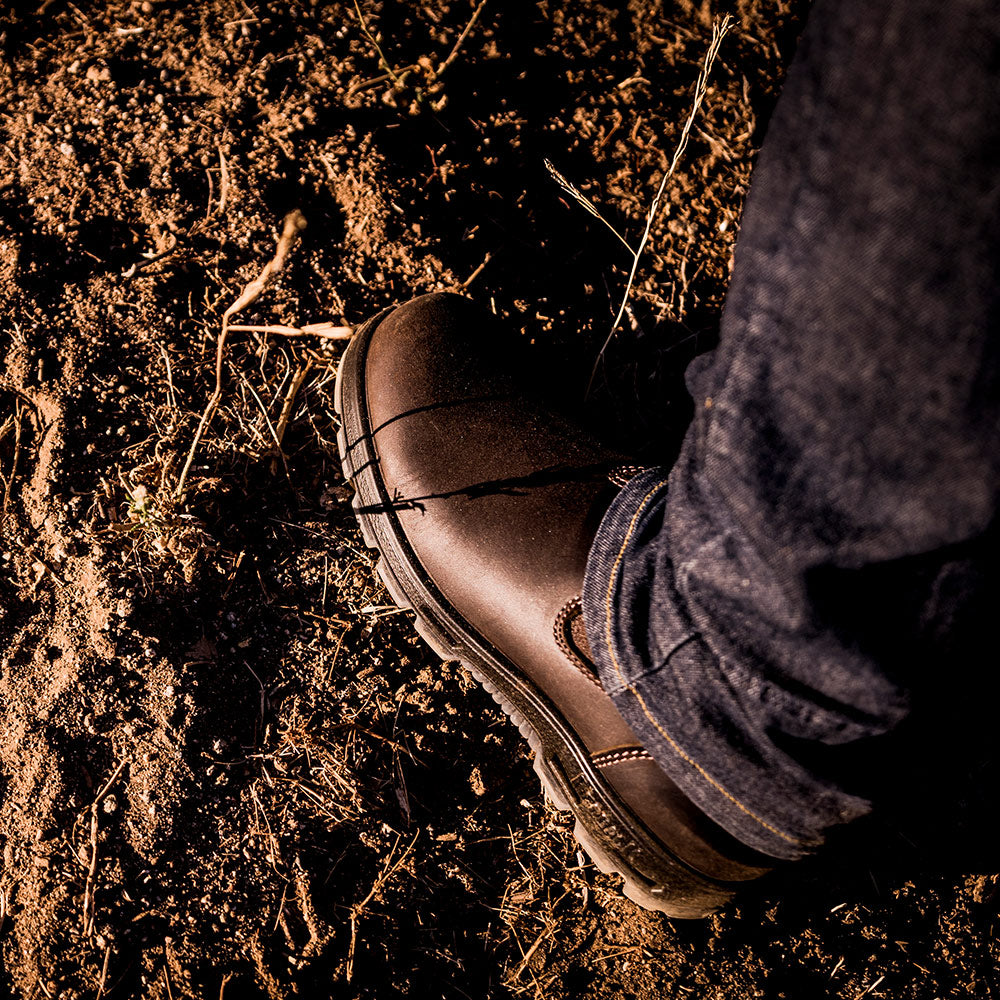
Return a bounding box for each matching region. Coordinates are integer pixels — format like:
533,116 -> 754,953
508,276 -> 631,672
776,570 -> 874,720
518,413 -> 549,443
582,0 -> 1000,860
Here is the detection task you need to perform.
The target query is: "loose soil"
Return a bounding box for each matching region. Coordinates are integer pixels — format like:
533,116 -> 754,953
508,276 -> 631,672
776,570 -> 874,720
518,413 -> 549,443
1,2 -> 998,999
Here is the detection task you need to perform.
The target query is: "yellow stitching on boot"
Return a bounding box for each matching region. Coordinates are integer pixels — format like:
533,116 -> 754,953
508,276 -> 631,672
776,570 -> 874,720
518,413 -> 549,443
604,482 -> 801,846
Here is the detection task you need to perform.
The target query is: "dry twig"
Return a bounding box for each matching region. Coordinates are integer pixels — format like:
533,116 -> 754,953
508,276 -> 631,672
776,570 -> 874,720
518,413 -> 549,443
436,0 -> 490,77
175,210 -> 307,497
217,147 -> 231,216
78,759 -> 129,937
95,945 -> 112,1000
351,0 -> 402,85
0,404 -> 25,514
346,831 -> 419,982
348,0 -> 489,96
460,252 -> 492,289
121,233 -> 180,280
271,361 -> 314,474
226,322 -> 353,340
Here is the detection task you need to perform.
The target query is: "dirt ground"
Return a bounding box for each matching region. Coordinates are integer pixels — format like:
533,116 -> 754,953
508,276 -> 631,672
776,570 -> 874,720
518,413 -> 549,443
1,2 -> 998,998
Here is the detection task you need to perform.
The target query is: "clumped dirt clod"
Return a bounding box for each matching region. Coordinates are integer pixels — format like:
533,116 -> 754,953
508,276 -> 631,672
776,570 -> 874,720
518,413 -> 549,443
1,3 -> 997,999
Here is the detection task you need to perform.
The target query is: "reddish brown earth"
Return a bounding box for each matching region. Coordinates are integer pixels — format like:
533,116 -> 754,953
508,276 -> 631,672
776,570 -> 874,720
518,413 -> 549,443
1,2 -> 998,998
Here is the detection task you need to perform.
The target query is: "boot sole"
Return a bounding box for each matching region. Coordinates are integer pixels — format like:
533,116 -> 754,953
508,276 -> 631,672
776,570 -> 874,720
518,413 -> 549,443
334,312 -> 741,918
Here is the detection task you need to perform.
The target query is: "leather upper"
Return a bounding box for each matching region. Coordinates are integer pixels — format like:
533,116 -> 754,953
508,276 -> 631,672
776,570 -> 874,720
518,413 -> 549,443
354,293 -> 771,880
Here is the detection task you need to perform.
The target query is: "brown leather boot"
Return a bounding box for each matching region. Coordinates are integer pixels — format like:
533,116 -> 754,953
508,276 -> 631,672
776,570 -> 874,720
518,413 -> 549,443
334,293 -> 773,917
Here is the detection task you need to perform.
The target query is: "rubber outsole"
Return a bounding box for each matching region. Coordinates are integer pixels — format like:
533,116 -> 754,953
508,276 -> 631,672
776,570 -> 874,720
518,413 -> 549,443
332,312 -> 741,918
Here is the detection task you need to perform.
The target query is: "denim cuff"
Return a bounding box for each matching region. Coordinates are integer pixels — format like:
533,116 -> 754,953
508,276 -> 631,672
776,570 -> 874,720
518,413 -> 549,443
581,468 -> 868,861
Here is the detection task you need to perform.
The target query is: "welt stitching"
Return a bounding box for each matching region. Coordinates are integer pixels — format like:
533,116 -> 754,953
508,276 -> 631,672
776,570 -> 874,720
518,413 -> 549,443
592,747 -> 653,768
